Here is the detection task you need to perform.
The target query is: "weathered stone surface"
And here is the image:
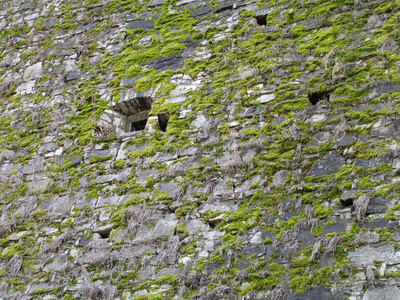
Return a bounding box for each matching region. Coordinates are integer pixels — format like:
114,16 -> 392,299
7,230 -> 31,241
186,219 -> 209,234
39,195 -> 75,213
204,255 -> 229,274
366,197 -> 388,214
257,93 -> 275,104
348,244 -> 394,265
128,20 -> 153,30
96,195 -> 120,208
297,230 -> 315,247
147,0 -> 165,7
307,155 -> 344,177
280,211 -> 299,221
322,221 -> 347,234
285,287 -> 339,300
199,202 -> 237,214
239,246 -> 266,258
368,82 -> 400,99
352,231 -> 380,244
273,170 -> 289,186
0,0 -> 398,298
340,190 -> 357,206
362,286 -> 400,300
215,1 -> 234,13
23,62 -> 43,80
191,6 -> 212,17
16,80 -> 35,94
334,133 -> 354,147
370,120 -> 400,138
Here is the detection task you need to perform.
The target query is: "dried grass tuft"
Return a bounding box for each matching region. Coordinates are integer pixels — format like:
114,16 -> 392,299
365,265 -> 376,288
270,284 -> 287,300
81,280 -> 116,300
354,194 -> 371,223
126,203 -> 158,236
6,255 -> 23,277
309,237 -> 326,262
325,234 -> 345,253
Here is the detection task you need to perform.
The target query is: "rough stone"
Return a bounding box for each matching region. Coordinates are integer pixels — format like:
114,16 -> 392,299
285,287 -> 339,300
215,1 -> 234,13
352,231 -> 380,244
186,219 -> 209,235
348,244 -> 394,265
362,286 -> 400,300
257,94 -> 275,104
307,155 -> 344,177
7,230 -> 32,241
366,197 -> 388,214
23,62 -> 43,80
273,170 -> 289,186
128,20 -> 153,31
191,6 -> 213,17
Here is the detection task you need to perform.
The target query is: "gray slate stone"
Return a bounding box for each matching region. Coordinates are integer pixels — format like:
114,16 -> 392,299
366,197 -> 388,214
297,230 -> 315,247
280,211 -> 299,221
190,6 -> 212,17
363,286 -> 400,300
285,287 -> 339,300
186,219 -> 209,235
239,246 -> 266,258
39,194 -> 75,213
128,20 -> 153,31
42,17 -> 58,28
273,170 -> 289,186
215,1 -> 234,13
334,133 -> 354,147
355,158 -> 385,170
21,157 -> 45,174
322,221 -> 347,234
362,220 -> 396,230
370,120 -> 400,138
368,82 -> 400,99
348,244 -> 394,265
307,155 -> 344,177
204,255 -> 229,275
147,0 -> 165,7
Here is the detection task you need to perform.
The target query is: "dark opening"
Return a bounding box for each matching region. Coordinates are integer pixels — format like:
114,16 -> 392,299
96,227 -> 112,239
340,198 -> 353,208
158,113 -> 170,132
112,96 -> 154,132
308,91 -> 330,105
131,119 -> 148,131
255,15 -> 267,26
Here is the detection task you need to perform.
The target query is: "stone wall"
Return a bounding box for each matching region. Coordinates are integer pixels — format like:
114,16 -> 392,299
1,0 -> 400,299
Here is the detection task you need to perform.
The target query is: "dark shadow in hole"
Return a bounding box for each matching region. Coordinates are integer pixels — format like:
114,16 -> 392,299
96,227 -> 112,239
158,113 -> 170,132
340,198 -> 353,208
255,15 -> 267,26
131,119 -> 148,131
308,91 -> 330,105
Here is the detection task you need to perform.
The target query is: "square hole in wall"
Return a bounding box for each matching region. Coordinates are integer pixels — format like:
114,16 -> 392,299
112,97 -> 153,132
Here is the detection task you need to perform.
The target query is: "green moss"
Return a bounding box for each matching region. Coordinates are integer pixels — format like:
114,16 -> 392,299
113,160 -> 126,170
90,154 -> 113,163
3,242 -> 22,259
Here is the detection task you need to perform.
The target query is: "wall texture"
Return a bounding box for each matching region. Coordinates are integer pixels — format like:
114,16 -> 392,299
1,0 -> 400,299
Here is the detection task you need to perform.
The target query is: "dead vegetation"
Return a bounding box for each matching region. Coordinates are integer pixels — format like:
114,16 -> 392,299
353,194 -> 371,223
40,229 -> 76,254
81,278 -> 116,300
274,218 -> 318,260
6,255 -> 23,277
126,203 -> 159,236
